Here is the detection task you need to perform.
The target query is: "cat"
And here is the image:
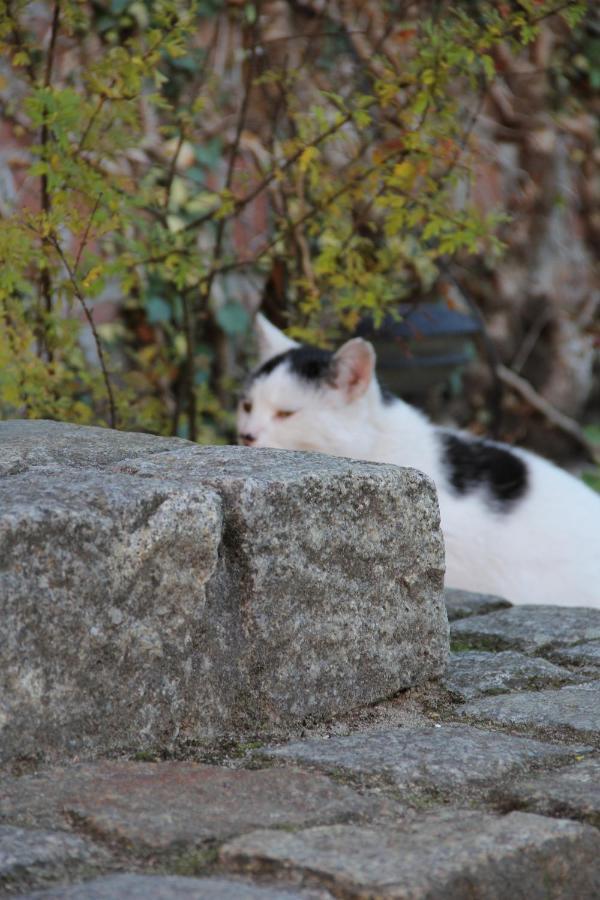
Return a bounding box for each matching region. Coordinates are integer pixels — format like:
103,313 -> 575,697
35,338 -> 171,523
236,314 -> 600,608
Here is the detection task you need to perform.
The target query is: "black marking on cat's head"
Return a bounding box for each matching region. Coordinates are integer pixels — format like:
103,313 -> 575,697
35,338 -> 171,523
439,431 -> 529,508
254,345 -> 335,384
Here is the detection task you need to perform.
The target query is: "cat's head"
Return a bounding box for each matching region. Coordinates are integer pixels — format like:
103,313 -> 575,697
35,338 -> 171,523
236,314 -> 378,455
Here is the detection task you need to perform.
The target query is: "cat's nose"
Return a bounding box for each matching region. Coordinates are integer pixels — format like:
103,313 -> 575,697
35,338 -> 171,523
239,433 -> 256,446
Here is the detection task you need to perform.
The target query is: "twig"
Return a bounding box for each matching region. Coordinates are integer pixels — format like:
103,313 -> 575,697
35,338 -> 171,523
497,364 -> 600,464
163,130 -> 185,210
191,2 -> 263,438
74,193 -> 103,271
39,1 -> 61,356
51,238 -> 117,429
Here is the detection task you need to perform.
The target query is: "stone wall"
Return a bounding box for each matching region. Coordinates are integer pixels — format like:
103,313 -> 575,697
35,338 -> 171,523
0,420 -> 447,765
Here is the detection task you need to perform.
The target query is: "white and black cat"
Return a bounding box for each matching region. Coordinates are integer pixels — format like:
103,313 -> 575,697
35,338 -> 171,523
237,314 -> 600,608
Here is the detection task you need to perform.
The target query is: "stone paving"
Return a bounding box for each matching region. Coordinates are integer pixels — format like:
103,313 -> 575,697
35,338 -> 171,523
2,591 -> 600,898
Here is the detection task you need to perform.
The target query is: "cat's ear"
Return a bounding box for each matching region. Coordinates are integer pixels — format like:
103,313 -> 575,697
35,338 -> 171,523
331,338 -> 375,402
254,313 -> 298,363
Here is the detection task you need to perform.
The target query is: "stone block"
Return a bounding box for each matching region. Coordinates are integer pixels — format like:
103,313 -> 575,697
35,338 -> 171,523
0,762 -> 390,853
0,825 -> 95,892
458,683 -> 600,743
0,469 -> 223,763
451,606 -> 600,654
444,589 -> 511,621
497,758 -> 600,827
220,811 -> 600,899
18,875 -> 323,899
0,421 -> 447,763
0,419 -> 188,476
262,725 -> 589,797
549,641 -> 600,668
444,650 -> 580,700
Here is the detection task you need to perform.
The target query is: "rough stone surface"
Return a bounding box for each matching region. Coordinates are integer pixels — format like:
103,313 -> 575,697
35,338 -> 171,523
458,682 -> 600,741
263,725 -> 589,796
0,469 -> 223,764
451,605 -> 600,654
549,641 -> 600,668
0,825 -> 94,891
444,589 -> 511,621
221,811 -> 600,899
0,421 -> 447,763
0,419 -> 189,476
113,444 -> 447,724
444,650 -> 580,700
0,762 -> 389,853
497,758 -> 600,827
18,875 -> 324,899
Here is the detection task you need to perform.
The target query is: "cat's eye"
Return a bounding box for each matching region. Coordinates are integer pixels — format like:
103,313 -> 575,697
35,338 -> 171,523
275,410 -> 296,419
241,400 -> 252,414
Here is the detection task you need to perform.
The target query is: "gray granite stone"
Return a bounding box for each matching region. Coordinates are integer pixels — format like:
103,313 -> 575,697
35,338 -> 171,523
0,423 -> 448,763
263,725 -> 590,797
458,682 -> 600,742
549,641 -> 600,668
444,589 -> 511,621
451,606 -> 600,654
0,419 -> 190,476
221,811 -> 600,899
0,825 -> 94,891
17,875 -> 323,899
498,758 -> 600,827
0,469 -> 223,764
0,762 -> 389,853
444,650 -> 580,700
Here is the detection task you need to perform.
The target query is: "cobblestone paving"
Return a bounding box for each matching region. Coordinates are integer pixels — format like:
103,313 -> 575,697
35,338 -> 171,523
2,592 -> 600,899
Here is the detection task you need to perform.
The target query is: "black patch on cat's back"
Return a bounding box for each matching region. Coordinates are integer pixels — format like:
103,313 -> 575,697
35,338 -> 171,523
254,346 -> 334,383
439,431 -> 529,508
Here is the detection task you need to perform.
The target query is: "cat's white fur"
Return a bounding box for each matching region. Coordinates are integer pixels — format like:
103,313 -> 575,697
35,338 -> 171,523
237,314 -> 600,607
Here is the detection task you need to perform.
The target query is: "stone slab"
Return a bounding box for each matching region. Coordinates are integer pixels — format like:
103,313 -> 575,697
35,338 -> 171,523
458,682 -> 600,742
0,825 -> 94,891
451,606 -> 600,654
221,811 -> 600,899
444,650 -> 580,700
444,589 -> 511,621
0,469 -> 223,764
497,758 -> 600,827
0,419 -> 189,475
18,874 -> 324,899
549,641 -> 600,668
0,762 -> 387,853
113,443 -> 448,722
263,725 -> 589,797
1,422 -> 448,763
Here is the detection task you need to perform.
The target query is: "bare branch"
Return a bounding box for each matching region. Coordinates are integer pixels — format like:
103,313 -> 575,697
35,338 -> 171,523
497,364 -> 600,465
51,238 -> 117,430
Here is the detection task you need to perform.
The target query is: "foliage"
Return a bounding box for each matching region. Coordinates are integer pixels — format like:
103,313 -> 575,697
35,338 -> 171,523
0,0 -> 588,440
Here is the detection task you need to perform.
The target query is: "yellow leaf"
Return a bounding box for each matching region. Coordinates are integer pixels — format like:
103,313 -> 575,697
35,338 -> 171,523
298,146 -> 319,174
393,161 -> 415,182
13,50 -> 30,67
82,266 -> 103,289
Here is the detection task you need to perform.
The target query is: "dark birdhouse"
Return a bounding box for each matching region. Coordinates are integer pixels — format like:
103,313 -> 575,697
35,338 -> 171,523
356,301 -> 481,399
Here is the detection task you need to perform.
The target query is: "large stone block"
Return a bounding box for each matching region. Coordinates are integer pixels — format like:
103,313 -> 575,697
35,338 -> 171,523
0,421 -> 447,763
221,812 -> 600,899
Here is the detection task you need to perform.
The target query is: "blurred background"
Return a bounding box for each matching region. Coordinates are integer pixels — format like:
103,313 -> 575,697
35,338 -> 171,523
0,1 -> 598,484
